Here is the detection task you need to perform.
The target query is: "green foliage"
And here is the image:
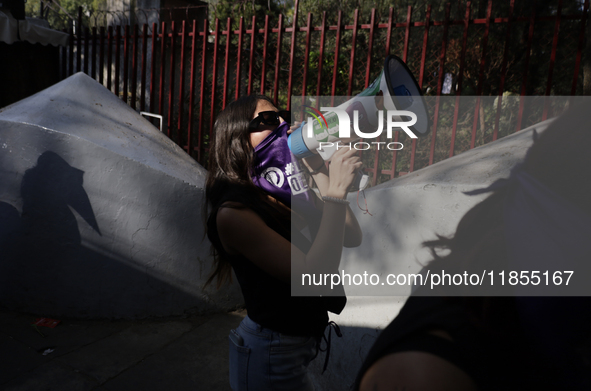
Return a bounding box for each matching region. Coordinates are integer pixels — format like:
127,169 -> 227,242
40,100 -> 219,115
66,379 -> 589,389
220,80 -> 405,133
210,0 -> 294,30
25,0 -> 106,30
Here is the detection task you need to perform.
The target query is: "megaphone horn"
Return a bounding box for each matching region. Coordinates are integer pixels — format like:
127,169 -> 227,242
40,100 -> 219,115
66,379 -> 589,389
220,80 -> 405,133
287,55 -> 430,190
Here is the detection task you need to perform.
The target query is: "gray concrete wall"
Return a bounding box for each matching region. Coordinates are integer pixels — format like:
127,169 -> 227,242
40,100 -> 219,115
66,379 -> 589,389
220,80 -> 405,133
0,72 -> 243,319
308,119 -> 554,390
0,70 -> 558,387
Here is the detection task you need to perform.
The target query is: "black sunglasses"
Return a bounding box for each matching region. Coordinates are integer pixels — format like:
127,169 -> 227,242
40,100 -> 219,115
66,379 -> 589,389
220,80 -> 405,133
249,110 -> 291,130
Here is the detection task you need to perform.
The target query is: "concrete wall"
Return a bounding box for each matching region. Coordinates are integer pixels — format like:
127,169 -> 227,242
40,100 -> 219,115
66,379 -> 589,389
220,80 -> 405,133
0,69 -> 557,386
0,72 -> 243,319
308,119 -> 554,390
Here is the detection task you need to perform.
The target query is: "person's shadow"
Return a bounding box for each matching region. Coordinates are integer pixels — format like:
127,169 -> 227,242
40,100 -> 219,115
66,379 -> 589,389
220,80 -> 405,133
0,150 -> 202,318
19,151 -> 100,249
0,151 -> 100,278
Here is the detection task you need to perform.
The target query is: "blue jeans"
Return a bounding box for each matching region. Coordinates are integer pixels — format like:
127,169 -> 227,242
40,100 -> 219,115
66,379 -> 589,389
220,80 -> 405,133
229,315 -> 317,391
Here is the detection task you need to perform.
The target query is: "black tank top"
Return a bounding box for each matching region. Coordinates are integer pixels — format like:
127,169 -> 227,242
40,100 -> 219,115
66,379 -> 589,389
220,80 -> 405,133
207,198 -> 345,339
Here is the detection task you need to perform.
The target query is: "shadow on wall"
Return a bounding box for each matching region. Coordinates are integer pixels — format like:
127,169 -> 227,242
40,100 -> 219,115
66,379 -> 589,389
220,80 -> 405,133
22,151 -> 101,244
0,151 -> 100,261
0,151 -> 202,318
1,151 -> 99,258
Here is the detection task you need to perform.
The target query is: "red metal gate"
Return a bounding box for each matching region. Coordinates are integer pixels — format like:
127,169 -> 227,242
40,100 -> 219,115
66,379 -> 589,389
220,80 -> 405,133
60,0 -> 589,185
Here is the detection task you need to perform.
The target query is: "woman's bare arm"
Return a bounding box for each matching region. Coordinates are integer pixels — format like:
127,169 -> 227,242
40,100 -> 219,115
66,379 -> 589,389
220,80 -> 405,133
288,121 -> 363,248
301,153 -> 363,248
216,147 -> 361,284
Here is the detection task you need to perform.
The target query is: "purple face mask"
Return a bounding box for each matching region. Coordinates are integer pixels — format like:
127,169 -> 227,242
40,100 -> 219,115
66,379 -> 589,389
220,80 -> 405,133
251,121 -> 316,215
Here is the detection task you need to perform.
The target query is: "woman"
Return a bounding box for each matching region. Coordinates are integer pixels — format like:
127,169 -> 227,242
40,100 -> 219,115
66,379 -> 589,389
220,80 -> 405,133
205,95 -> 363,390
355,101 -> 591,390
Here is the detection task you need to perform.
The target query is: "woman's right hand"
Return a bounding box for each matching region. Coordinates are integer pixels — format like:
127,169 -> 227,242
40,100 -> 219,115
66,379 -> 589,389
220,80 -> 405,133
325,146 -> 363,199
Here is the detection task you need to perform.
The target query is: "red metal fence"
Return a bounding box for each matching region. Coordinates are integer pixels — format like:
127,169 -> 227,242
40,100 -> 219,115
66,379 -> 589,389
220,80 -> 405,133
59,0 -> 589,185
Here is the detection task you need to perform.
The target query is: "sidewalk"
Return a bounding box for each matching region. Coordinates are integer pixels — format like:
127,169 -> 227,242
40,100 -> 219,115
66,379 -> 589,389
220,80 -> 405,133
0,308 -> 246,390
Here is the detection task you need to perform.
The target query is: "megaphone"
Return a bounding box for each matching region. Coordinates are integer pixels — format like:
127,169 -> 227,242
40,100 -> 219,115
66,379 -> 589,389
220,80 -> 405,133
288,55 -> 430,191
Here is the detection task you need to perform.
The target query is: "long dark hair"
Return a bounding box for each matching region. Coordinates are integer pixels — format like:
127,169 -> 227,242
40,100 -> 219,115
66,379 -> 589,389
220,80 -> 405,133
204,94 -> 289,288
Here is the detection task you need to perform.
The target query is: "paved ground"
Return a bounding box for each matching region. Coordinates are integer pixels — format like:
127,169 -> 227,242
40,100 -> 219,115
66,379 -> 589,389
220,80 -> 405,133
0,308 -> 246,391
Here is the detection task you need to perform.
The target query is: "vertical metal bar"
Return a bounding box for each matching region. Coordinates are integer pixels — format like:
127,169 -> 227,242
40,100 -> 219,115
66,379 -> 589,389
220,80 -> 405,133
385,7 -> 393,56
261,15 -> 270,95
99,26 -> 105,84
140,24 -> 148,112
470,0 -> 492,149
315,11 -> 327,105
449,2 -> 471,158
347,9 -> 359,96
429,3 -> 451,166
571,0 -> 589,95
365,9 -> 376,89
167,21 -> 176,138
131,24 -> 139,110
543,0 -> 562,120
386,5 -> 413,181
149,23 -> 157,113
115,25 -> 121,98
493,0 -> 514,141
84,27 -> 89,74
159,22 -> 166,115
236,17 -> 244,100
106,26 -> 112,90
418,5 -> 431,89
367,8 -> 379,185
188,20 -> 198,157
91,27 -> 97,78
177,20 -> 187,139
301,13 -> 313,98
222,18 -> 231,109
370,143 -> 380,185
402,6 -> 412,62
516,5 -> 536,132
248,15 -> 256,96
61,31 -> 67,79
273,15 -> 284,105
210,19 -> 220,139
330,11 -> 342,106
287,0 -> 299,111
69,28 -> 74,76
123,25 -> 129,103
199,19 -> 209,163
77,7 -> 82,72
410,4 -> 431,173
386,131 -> 401,180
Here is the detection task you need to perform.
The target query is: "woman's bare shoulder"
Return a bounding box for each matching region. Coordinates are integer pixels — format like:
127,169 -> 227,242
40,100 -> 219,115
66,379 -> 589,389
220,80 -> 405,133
218,200 -> 246,209
216,202 -> 261,227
